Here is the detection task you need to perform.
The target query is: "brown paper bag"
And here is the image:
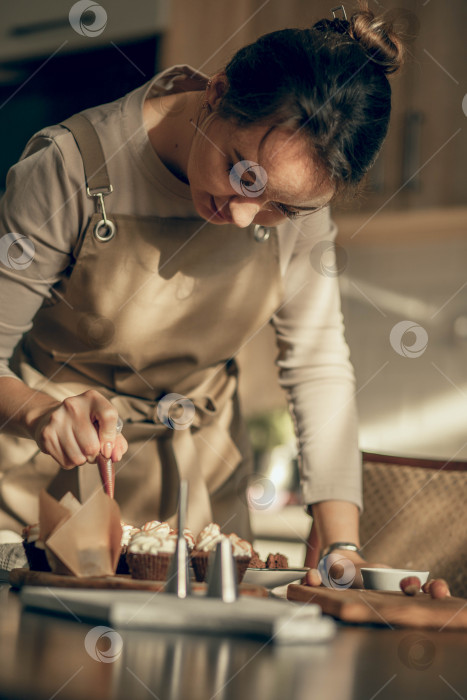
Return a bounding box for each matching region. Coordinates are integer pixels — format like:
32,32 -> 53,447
39,489 -> 122,577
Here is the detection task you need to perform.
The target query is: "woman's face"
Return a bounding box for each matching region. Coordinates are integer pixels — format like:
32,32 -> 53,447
186,114 -> 333,229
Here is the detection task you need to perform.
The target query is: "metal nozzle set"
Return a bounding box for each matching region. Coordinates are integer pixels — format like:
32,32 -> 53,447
164,481 -> 238,602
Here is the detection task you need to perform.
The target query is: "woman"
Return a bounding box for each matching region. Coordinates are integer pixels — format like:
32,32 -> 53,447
0,4 -> 404,582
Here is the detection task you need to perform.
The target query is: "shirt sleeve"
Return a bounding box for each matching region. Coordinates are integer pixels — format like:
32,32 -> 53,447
0,131 -> 86,379
272,207 -> 362,511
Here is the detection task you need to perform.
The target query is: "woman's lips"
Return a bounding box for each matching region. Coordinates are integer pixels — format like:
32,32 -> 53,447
210,195 -> 231,222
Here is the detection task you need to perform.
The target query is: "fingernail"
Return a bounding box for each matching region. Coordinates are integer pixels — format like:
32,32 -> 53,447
86,456 -> 96,464
102,442 -> 113,458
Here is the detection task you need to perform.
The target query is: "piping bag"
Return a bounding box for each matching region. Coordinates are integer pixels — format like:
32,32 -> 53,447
96,416 -> 123,498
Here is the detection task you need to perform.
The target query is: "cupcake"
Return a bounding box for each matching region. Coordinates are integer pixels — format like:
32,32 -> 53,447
126,529 -> 177,581
116,522 -> 141,575
191,523 -> 225,582
228,533 -> 253,583
191,525 -> 253,583
22,524 -> 51,572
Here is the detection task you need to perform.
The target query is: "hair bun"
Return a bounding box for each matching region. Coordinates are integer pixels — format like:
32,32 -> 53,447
349,2 -> 408,75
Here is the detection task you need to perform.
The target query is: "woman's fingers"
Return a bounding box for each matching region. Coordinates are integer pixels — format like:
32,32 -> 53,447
72,422 -> 100,464
427,579 -> 451,598
70,406 -> 101,463
111,434 -> 128,463
86,390 -> 120,458
62,392 -> 110,463
35,389 -> 124,470
40,428 -> 74,469
41,422 -> 87,469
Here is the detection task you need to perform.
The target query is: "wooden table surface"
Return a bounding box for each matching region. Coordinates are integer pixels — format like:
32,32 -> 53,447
0,585 -> 466,700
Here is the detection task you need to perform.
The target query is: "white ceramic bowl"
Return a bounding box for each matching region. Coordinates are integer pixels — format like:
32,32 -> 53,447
361,567 -> 429,592
243,568 -> 308,589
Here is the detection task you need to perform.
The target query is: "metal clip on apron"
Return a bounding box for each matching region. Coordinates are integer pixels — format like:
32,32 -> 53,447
62,114 -> 116,242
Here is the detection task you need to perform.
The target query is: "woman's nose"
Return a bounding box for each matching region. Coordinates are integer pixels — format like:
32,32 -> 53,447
229,198 -> 262,228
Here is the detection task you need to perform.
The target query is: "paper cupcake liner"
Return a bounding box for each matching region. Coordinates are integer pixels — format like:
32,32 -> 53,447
116,545 -> 130,575
22,541 -> 51,572
126,552 -> 173,581
191,552 -> 251,583
191,551 -> 210,582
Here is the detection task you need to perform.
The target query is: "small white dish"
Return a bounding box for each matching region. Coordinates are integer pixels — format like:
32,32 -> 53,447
243,568 -> 308,589
361,567 -> 429,592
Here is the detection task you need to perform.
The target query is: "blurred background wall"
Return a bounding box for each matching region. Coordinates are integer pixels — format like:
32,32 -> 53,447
0,1 -> 466,540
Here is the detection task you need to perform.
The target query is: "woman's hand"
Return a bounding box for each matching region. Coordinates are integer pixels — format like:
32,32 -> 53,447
304,549 -> 391,589
27,389 -> 128,469
304,501 -> 391,589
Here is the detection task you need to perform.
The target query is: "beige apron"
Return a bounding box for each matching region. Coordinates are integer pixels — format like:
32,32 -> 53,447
0,113 -> 283,537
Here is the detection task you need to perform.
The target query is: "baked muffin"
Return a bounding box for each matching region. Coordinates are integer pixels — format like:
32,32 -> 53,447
126,529 -> 177,581
191,524 -> 253,583
22,524 -> 50,572
191,523 -> 225,582
228,533 -> 253,582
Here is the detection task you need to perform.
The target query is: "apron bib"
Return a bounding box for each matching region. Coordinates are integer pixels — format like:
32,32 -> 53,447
0,113 -> 283,536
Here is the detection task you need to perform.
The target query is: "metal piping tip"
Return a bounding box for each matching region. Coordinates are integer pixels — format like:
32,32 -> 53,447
206,538 -> 238,603
164,536 -> 192,598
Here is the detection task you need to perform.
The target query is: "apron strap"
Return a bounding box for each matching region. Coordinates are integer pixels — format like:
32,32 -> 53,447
61,113 -> 112,193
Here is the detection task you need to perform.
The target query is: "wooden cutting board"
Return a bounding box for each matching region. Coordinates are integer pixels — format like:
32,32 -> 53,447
9,569 -> 268,597
287,585 -> 467,630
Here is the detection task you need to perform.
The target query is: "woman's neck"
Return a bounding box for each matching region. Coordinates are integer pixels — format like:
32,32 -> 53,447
143,91 -> 204,184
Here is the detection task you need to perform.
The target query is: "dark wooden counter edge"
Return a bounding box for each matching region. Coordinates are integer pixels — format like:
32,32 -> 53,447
362,452 -> 467,472
8,568 -> 269,597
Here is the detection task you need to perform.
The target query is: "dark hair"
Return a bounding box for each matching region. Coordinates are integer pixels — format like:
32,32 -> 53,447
216,2 -> 407,197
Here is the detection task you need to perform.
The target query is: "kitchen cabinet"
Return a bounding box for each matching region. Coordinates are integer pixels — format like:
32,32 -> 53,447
0,1 -> 171,191
0,0 -> 170,62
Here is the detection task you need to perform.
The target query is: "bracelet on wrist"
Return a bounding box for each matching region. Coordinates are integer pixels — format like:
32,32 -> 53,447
320,542 -> 361,559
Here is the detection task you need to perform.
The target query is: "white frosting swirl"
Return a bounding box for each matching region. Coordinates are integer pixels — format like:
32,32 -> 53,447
173,528 -> 196,551
141,521 -> 173,536
120,523 -> 141,547
128,530 -> 177,555
228,533 -> 253,558
195,523 -> 226,552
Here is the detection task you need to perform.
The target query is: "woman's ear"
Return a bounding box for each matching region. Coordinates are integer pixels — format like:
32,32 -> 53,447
206,72 -> 229,109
